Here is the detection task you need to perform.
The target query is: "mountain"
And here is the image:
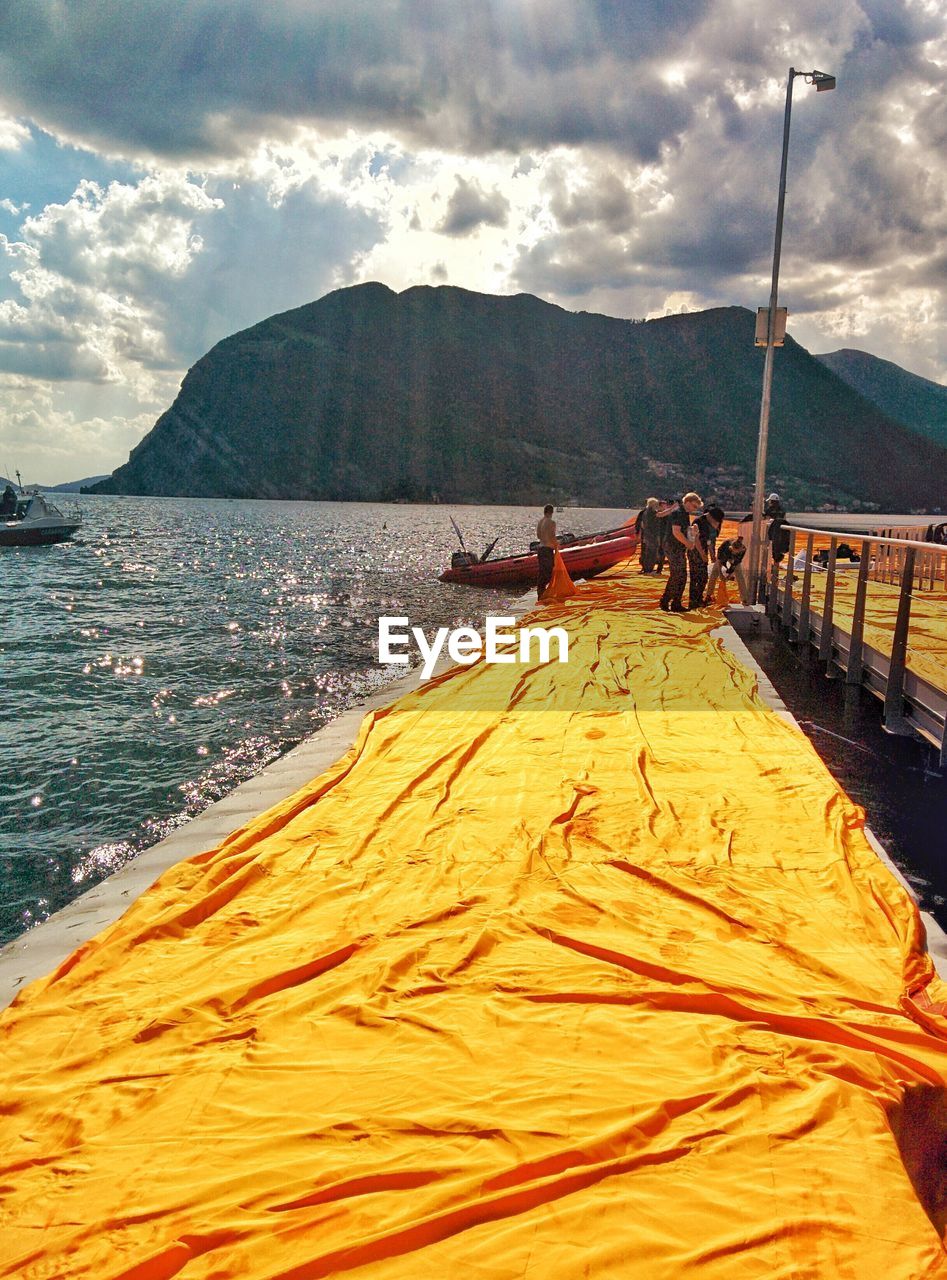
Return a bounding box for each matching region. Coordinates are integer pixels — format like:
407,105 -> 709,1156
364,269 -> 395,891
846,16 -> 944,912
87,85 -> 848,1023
0,473 -> 108,492
47,475 -> 110,492
815,349 -> 947,450
90,284 -> 947,509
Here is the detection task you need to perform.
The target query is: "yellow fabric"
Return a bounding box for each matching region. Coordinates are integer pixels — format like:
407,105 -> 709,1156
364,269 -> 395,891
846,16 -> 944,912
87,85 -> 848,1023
3,566 -> 947,1278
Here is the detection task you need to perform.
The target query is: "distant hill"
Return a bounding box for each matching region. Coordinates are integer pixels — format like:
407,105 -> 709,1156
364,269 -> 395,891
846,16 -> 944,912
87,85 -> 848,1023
90,284 -> 947,510
816,349 -> 947,450
0,473 -> 108,492
47,475 -> 110,492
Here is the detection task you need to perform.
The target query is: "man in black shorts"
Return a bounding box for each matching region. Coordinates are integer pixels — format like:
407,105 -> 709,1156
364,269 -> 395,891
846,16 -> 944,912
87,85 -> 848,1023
536,504 -> 557,600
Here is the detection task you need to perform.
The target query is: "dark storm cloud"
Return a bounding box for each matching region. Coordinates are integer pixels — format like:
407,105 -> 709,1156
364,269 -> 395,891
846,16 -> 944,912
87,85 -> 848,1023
547,167 -> 634,233
784,36 -> 946,277
437,177 -> 510,237
515,227 -> 638,298
0,0 -> 702,160
855,0 -> 944,48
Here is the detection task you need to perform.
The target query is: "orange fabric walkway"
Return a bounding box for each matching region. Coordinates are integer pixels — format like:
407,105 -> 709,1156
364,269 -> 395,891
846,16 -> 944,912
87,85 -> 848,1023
3,567 -> 947,1278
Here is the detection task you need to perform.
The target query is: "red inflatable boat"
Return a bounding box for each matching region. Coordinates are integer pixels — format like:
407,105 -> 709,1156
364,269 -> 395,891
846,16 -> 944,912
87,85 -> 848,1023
439,528 -> 637,587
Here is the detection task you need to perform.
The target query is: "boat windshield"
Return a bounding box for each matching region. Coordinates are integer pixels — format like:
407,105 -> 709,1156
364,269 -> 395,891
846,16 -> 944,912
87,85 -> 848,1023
21,494 -> 61,519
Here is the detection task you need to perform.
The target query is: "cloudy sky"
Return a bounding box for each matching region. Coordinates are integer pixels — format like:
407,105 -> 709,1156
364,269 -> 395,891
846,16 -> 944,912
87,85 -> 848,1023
0,0 -> 944,482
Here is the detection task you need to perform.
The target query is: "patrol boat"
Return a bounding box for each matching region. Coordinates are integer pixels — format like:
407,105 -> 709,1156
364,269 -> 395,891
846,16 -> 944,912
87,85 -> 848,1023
0,490 -> 82,546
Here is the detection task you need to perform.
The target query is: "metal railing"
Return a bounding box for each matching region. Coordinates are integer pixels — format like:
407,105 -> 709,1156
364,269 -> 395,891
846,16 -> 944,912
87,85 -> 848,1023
870,525 -> 947,591
757,525 -> 947,764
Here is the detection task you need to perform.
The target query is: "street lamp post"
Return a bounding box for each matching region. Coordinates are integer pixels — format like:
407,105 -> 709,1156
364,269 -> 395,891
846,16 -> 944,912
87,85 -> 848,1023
746,67 -> 835,604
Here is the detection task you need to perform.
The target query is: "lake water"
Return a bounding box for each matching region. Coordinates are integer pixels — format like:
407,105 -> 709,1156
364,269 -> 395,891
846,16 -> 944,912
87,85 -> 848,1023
741,626 -> 947,931
0,495 -> 628,942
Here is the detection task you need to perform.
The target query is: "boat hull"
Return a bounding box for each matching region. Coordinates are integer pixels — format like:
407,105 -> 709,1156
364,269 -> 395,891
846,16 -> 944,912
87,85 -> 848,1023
0,522 -> 80,546
440,533 -> 636,586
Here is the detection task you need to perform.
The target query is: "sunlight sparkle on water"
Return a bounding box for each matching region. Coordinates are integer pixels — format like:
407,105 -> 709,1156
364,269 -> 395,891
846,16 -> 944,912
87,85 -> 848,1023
0,493 -> 560,944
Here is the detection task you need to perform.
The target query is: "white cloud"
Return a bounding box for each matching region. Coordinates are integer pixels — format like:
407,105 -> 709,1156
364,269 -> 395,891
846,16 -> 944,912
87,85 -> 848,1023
0,175 -> 220,393
0,149 -> 388,477
0,115 -> 30,150
0,375 -> 161,483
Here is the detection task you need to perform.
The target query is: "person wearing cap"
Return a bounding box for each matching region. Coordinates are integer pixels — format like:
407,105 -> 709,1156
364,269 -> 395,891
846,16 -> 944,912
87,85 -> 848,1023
738,493 -> 789,567
764,493 -> 790,565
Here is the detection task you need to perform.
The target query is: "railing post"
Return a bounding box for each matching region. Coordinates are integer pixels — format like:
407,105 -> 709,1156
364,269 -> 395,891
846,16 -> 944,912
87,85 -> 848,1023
883,546 -> 915,735
767,556 -> 779,618
781,529 -> 796,629
819,537 -> 838,672
846,538 -> 872,685
798,532 -> 814,655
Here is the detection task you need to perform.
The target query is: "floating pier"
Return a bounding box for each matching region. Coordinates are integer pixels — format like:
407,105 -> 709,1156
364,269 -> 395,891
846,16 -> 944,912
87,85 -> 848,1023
760,524 -> 947,759
2,565 -> 947,1278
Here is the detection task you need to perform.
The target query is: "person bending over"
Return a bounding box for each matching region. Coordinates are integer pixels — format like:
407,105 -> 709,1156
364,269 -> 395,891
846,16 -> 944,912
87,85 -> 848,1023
705,533 -> 747,605
688,505 -> 723,608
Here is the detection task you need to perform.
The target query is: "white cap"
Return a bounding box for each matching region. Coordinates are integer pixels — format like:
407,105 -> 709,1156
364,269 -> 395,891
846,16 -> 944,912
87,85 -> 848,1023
766,492 -> 780,502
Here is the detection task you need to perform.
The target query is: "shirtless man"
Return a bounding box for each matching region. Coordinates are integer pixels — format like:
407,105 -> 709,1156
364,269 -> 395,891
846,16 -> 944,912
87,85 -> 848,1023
536,504 -> 557,600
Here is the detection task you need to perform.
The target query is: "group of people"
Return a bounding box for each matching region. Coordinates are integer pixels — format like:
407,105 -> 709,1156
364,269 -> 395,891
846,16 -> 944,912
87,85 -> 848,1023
535,493 -> 791,611
635,494 -> 750,613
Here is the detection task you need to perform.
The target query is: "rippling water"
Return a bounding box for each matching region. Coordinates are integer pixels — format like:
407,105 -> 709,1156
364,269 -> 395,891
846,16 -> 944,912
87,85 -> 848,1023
0,495 -> 627,942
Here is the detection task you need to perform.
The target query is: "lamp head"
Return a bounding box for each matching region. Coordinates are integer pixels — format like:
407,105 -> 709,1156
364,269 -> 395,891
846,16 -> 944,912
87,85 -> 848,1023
810,70 -> 836,91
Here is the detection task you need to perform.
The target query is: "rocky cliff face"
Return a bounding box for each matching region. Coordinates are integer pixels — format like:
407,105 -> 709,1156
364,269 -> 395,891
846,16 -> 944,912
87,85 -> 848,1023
91,283 -> 947,508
